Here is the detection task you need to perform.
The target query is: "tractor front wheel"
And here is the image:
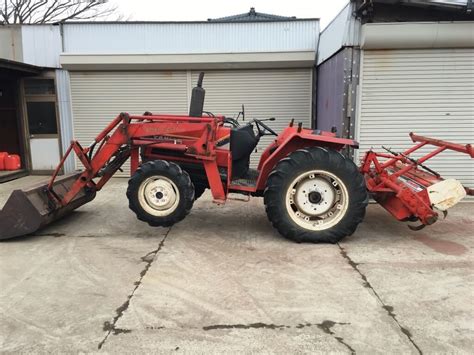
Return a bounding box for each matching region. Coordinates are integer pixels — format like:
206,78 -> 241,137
192,183 -> 207,200
127,160 -> 194,227
264,147 -> 368,243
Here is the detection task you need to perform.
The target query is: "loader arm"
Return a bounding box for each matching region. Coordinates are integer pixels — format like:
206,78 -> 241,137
51,113 -> 228,207
0,113 -> 227,240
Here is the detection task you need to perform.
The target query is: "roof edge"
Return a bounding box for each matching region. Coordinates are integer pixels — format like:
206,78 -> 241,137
58,19 -> 319,25
0,58 -> 44,73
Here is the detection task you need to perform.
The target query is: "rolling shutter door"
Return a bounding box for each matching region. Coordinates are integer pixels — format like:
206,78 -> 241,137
358,49 -> 474,187
70,68 -> 312,175
70,71 -> 188,176
191,69 -> 313,167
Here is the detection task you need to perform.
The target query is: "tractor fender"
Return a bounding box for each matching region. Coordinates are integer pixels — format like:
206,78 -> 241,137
255,129 -> 358,191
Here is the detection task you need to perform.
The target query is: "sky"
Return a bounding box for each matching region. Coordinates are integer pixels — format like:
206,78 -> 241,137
109,0 -> 349,29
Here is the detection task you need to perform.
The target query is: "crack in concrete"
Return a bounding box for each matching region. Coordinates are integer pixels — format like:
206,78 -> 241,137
317,320 -> 355,354
338,243 -> 423,355
203,322 -> 289,330
97,228 -> 171,350
141,249 -> 158,263
203,320 -> 354,352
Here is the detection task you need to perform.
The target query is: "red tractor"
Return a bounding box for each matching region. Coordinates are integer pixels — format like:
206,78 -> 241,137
0,73 -> 471,242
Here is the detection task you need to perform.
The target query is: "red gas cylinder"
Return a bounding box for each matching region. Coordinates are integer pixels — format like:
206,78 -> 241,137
0,152 -> 8,170
4,154 -> 21,171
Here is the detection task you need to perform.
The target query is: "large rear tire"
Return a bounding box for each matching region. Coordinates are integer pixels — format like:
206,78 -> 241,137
127,160 -> 194,227
264,147 -> 368,243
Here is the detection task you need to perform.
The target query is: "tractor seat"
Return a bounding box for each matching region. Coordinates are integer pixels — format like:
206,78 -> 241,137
230,124 -> 259,179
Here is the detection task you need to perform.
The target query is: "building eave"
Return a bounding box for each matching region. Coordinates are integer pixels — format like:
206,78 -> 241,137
0,58 -> 43,75
59,51 -> 316,71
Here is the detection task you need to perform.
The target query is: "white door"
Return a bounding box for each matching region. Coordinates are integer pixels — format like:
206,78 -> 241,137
29,137 -> 61,171
24,79 -> 61,172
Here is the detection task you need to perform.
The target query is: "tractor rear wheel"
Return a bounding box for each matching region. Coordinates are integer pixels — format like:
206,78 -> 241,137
264,147 -> 368,243
127,160 -> 194,227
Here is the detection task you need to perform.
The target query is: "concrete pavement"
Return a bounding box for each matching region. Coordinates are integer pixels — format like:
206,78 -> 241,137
0,176 -> 473,353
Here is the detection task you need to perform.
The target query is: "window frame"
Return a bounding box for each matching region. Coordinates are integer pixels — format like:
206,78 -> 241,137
23,77 -> 60,139
25,100 -> 59,137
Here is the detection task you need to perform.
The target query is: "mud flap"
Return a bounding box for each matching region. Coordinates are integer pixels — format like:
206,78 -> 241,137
0,173 -> 96,240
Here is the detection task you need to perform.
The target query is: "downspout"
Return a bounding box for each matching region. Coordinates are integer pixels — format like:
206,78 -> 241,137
56,21 -> 75,173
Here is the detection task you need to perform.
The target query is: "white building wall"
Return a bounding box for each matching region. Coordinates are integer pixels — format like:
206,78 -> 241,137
0,26 -> 23,62
317,4 -> 360,65
21,25 -> 62,67
62,21 -> 319,54
13,21 -> 319,67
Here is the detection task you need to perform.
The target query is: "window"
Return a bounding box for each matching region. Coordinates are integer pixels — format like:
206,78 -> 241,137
26,102 -> 58,135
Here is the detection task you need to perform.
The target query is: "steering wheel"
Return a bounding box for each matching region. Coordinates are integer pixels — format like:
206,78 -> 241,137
254,119 -> 278,136
223,117 -> 240,128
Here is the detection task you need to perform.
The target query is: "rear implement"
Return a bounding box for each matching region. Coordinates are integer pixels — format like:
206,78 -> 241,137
361,133 -> 473,230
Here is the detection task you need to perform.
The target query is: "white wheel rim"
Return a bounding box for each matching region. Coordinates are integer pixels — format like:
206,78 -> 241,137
285,170 -> 349,231
138,176 -> 180,217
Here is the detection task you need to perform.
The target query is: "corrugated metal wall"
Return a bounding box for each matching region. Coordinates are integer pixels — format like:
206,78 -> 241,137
317,3 -> 360,65
316,48 -> 360,159
63,21 -> 319,54
357,48 -> 474,186
0,26 -> 22,62
316,49 -> 346,133
69,68 -> 312,174
21,25 -> 62,67
56,69 -> 75,173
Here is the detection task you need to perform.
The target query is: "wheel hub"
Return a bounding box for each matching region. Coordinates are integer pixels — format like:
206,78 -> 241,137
293,177 -> 336,216
286,170 -> 348,231
141,177 -> 179,213
308,191 -> 322,204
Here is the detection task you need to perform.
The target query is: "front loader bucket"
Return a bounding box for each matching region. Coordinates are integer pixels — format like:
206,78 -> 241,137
0,173 -> 96,240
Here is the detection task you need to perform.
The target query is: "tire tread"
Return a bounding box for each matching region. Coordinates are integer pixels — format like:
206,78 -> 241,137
127,160 -> 194,227
264,147 -> 368,243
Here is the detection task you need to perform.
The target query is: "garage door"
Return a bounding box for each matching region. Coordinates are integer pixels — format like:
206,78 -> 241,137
191,69 -> 312,166
70,71 -> 188,175
70,68 -> 312,175
357,49 -> 474,187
